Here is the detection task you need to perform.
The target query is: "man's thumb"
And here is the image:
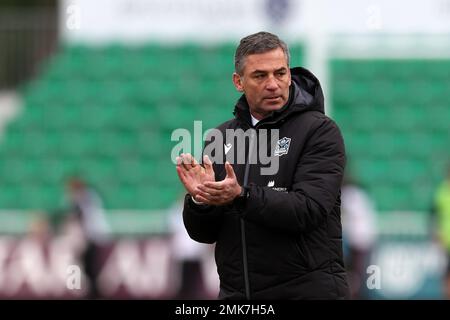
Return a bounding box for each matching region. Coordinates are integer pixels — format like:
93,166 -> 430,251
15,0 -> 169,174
225,162 -> 236,179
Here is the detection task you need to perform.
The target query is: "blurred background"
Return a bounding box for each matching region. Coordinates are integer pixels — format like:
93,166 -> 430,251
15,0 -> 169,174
0,0 -> 449,299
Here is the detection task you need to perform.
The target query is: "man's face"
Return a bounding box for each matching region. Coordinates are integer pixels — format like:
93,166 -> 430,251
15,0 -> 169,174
233,47 -> 291,120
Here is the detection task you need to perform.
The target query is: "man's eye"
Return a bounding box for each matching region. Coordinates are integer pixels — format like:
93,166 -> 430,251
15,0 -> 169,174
276,72 -> 286,77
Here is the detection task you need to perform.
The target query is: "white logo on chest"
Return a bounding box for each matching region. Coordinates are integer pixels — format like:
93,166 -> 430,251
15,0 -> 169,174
274,137 -> 291,156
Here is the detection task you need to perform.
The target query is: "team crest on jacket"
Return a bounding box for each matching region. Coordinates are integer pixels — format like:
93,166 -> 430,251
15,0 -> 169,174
274,137 -> 291,156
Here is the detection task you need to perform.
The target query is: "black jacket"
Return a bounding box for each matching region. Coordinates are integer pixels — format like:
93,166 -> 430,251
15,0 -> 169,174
183,67 -> 349,299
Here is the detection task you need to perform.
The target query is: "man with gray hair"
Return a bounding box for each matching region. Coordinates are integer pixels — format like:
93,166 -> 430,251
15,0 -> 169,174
176,32 -> 349,299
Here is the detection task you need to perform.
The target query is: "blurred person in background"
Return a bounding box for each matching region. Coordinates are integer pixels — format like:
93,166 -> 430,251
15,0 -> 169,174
27,212 -> 52,243
168,196 -> 217,299
341,173 -> 377,299
63,175 -> 111,299
176,32 -> 349,300
432,163 -> 450,299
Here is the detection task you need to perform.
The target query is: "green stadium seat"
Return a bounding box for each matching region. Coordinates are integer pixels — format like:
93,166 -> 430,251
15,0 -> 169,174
157,103 -> 197,131
425,60 -> 450,81
0,185 -> 20,208
19,130 -> 53,157
385,159 -> 427,185
426,104 -> 450,132
154,162 -> 180,187
349,104 -> 385,131
351,157 -> 389,184
112,104 -> 158,129
98,183 -> 122,209
94,129 -> 137,157
410,182 -> 435,212
33,158 -> 68,184
77,103 -> 120,130
371,184 -> 411,212
135,185 -> 176,210
0,130 -> 23,155
342,131 -> 372,157
58,130 -> 96,156
289,45 -> 303,67
137,130 -> 172,158
38,104 -> 79,130
0,158 -> 33,184
116,157 -> 147,185
197,48 -> 234,79
332,58 -> 450,213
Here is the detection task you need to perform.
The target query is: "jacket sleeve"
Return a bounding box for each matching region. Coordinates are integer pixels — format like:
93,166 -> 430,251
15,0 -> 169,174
182,132 -> 226,244
239,118 -> 346,234
182,194 -> 224,244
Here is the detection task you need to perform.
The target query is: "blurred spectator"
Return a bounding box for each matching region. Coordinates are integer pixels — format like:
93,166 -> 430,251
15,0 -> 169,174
341,173 -> 377,299
168,196 -> 216,299
27,212 -> 52,243
64,176 -> 111,299
432,164 -> 450,299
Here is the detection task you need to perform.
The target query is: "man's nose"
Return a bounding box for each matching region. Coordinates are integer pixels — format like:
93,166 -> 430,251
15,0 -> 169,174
265,76 -> 278,90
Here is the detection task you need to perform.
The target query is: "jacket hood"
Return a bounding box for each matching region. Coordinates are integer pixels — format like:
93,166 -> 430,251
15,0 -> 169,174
233,67 -> 325,126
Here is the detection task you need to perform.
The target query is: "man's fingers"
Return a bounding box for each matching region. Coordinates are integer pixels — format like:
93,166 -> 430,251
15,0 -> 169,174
198,184 -> 221,196
181,153 -> 198,170
197,192 -> 228,206
225,162 -> 236,179
197,190 -> 218,201
190,154 -> 199,166
203,181 -> 224,190
203,155 -> 212,166
176,166 -> 189,188
196,189 -> 233,206
195,194 -> 213,204
180,153 -> 190,170
203,155 -> 215,176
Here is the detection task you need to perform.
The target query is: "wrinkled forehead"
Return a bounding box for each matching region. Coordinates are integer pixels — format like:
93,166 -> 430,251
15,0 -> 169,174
242,48 -> 289,75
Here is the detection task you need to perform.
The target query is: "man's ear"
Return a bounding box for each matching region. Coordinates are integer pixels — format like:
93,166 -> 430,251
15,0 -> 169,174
232,73 -> 244,92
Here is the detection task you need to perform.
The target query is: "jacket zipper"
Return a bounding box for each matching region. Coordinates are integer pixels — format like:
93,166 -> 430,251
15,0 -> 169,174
240,128 -> 256,300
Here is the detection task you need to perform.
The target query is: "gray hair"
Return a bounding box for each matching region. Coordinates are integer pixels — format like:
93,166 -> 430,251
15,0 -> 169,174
234,31 -> 290,75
